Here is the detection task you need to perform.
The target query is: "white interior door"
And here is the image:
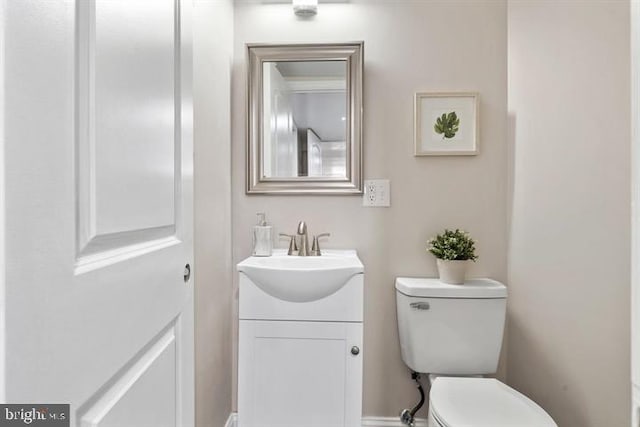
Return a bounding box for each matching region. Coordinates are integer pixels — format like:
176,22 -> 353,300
264,63 -> 297,178
633,2 -> 640,425
2,1 -> 194,426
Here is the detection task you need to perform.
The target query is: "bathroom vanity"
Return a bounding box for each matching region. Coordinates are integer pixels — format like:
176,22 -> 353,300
237,250 -> 364,427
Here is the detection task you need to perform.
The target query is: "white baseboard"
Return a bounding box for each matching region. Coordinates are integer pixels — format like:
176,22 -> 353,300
223,413 -> 427,427
362,417 -> 428,427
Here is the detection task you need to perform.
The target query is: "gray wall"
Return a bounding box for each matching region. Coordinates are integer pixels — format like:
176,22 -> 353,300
507,1 -> 631,426
231,0 -> 508,418
194,1 -> 234,426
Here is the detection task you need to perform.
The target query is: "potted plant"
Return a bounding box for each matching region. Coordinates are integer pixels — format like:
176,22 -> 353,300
427,229 -> 478,284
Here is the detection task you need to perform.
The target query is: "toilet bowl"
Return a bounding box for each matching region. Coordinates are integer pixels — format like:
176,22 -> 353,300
395,277 -> 557,427
428,377 -> 556,427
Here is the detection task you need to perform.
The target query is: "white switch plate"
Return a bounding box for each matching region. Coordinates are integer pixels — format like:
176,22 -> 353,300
363,179 -> 390,207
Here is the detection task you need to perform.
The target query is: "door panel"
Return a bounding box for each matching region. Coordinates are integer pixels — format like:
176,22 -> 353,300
3,1 -> 194,425
77,0 -> 180,264
93,0 -> 176,236
79,326 -> 177,427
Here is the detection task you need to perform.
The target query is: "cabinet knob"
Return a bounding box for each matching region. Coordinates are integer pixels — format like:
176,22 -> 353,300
351,346 -> 360,356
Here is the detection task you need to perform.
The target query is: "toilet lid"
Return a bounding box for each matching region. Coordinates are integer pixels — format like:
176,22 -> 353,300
430,378 -> 557,427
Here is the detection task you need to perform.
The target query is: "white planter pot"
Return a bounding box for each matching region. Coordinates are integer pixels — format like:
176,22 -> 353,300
436,259 -> 470,285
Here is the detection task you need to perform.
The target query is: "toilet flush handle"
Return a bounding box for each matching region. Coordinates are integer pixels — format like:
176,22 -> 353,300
410,302 -> 430,310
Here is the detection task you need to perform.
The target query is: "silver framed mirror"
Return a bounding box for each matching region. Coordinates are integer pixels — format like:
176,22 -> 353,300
246,42 -> 363,194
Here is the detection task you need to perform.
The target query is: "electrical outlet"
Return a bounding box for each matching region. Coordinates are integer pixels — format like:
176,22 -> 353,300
363,179 -> 390,207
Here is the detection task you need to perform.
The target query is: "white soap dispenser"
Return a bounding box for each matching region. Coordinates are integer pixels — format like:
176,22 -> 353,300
252,212 -> 273,257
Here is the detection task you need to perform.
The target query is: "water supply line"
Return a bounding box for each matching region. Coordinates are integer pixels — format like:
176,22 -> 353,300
399,372 -> 425,427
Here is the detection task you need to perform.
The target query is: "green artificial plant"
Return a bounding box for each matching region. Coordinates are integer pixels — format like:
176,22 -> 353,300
427,229 -> 478,261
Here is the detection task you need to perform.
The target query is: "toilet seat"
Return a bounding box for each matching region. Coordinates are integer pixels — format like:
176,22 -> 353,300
430,377 -> 557,427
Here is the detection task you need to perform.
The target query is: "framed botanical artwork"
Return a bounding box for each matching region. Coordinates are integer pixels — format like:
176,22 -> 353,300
414,92 -> 478,156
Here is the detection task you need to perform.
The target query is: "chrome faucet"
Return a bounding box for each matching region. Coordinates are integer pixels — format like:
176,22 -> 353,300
297,221 -> 310,256
283,221 -> 329,256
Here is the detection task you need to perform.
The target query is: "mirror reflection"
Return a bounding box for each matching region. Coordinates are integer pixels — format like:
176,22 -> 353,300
262,60 -> 347,179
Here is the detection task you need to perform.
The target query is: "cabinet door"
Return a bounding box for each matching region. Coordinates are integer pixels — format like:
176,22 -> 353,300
238,320 -> 363,427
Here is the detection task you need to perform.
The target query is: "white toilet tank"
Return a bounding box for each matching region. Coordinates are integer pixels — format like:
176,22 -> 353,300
395,277 -> 507,375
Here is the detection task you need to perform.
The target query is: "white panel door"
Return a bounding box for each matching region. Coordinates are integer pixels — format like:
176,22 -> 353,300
633,3 -> 640,423
2,1 -> 194,426
238,320 -> 363,427
263,63 -> 297,178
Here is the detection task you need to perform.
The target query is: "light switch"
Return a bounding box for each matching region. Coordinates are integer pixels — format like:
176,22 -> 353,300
363,179 -> 390,207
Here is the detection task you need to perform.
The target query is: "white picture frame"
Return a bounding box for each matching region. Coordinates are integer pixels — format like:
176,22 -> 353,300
414,92 -> 479,156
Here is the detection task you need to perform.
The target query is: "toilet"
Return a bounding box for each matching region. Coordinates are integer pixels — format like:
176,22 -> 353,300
395,277 -> 557,427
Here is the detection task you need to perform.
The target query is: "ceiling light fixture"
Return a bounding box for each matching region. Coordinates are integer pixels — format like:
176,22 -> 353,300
293,0 -> 318,17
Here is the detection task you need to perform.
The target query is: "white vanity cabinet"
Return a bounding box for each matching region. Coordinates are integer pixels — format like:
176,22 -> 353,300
237,250 -> 364,427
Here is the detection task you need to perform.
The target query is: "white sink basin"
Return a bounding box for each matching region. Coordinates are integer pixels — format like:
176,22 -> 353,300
237,249 -> 363,302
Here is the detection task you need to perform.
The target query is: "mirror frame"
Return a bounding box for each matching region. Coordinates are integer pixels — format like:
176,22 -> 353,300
246,42 -> 363,194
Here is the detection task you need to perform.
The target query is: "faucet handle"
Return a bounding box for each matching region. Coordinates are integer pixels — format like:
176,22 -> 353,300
279,233 -> 298,256
311,233 -> 331,256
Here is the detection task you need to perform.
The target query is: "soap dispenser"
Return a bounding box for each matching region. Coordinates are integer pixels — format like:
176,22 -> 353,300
252,213 -> 273,257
